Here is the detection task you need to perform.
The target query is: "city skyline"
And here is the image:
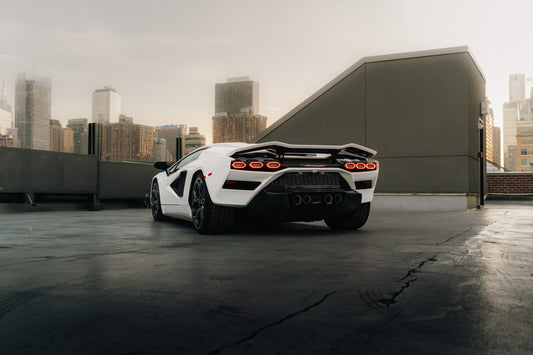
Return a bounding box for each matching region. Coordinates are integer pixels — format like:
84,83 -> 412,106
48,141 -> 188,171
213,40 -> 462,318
2,1 -> 533,142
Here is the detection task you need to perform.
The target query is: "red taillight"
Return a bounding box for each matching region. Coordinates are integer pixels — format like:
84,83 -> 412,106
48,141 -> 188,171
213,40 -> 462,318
345,161 -> 378,171
231,161 -> 246,169
266,161 -> 281,169
344,162 -> 356,170
249,161 -> 264,169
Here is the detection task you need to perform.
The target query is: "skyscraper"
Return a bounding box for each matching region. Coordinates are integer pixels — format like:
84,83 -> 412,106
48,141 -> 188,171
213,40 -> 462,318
153,136 -> 167,162
92,86 -> 121,124
503,101 -> 520,170
212,113 -> 267,143
154,124 -> 187,160
0,78 -> 17,147
15,73 -> 51,150
183,127 -> 206,155
509,74 -> 526,102
493,126 -> 501,167
101,115 -> 154,161
67,118 -> 89,154
212,77 -> 267,143
0,78 -> 13,134
215,77 -> 259,115
49,119 -> 74,153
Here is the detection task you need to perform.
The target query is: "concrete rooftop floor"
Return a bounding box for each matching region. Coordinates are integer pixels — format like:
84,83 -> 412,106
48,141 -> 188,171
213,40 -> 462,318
0,201 -> 532,354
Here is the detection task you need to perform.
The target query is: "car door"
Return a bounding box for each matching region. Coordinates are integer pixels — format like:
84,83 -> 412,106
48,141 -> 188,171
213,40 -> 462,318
160,150 -> 204,219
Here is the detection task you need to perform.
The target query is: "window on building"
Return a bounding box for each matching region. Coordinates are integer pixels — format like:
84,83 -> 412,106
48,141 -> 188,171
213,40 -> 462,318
519,137 -> 533,145
518,127 -> 533,135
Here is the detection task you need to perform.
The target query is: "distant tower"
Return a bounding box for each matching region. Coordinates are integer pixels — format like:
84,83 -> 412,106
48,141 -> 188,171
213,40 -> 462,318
215,77 -> 259,115
92,86 -> 121,124
509,74 -> 526,103
15,73 -> 51,150
154,124 -> 187,160
212,77 -> 267,143
67,118 -> 89,154
0,77 -> 13,134
183,127 -> 206,155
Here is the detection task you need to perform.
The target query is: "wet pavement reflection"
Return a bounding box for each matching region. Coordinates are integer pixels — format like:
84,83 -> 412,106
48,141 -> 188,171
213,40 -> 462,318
0,201 -> 532,354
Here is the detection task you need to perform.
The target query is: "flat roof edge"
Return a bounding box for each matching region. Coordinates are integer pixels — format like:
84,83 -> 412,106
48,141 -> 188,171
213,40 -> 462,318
255,46 -> 483,142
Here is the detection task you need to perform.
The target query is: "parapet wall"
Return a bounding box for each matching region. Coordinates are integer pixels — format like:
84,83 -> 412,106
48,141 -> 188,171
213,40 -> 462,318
487,173 -> 533,194
0,147 -> 158,201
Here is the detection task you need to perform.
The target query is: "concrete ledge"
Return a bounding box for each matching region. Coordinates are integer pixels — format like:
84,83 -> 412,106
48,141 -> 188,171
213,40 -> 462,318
372,193 -> 479,211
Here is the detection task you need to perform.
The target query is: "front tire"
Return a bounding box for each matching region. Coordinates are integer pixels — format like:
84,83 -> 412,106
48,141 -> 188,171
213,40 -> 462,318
325,202 -> 371,230
151,180 -> 166,221
189,173 -> 235,234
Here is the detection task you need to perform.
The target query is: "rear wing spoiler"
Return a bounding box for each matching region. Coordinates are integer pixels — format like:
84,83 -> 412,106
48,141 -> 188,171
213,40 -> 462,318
230,141 -> 376,160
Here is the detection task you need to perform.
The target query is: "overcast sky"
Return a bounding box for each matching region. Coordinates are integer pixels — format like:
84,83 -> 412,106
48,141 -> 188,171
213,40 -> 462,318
1,0 -> 532,142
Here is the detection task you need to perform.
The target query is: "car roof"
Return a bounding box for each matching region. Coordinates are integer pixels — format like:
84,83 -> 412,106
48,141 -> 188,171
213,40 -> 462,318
194,142 -> 250,156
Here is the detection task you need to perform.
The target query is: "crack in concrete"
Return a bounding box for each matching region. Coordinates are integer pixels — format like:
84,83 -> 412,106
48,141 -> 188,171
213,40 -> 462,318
378,256 -> 437,307
206,291 -> 339,354
436,226 -> 473,246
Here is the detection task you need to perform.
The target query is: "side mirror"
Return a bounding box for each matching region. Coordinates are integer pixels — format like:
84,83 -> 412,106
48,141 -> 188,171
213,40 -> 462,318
154,161 -> 170,171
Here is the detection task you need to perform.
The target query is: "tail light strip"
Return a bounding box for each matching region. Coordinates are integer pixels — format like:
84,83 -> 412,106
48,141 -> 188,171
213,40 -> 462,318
231,160 -> 377,171
344,162 -> 378,171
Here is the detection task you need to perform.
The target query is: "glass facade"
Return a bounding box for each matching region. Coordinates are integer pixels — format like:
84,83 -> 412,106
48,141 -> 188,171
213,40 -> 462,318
215,78 -> 259,115
15,74 -> 52,150
92,87 -> 121,124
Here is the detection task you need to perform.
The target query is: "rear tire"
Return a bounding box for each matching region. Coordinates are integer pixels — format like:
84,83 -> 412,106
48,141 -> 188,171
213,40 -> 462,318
325,202 -> 371,230
189,173 -> 235,234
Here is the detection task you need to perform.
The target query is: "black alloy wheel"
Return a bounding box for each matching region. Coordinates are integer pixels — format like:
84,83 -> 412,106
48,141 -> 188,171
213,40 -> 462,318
189,173 -> 235,234
191,175 -> 207,230
151,181 -> 166,221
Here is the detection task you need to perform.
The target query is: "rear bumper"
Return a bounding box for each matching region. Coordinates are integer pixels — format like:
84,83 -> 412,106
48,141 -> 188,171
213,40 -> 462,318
241,190 -> 362,222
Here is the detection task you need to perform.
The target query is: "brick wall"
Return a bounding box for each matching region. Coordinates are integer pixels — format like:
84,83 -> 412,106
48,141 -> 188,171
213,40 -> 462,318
487,173 -> 533,194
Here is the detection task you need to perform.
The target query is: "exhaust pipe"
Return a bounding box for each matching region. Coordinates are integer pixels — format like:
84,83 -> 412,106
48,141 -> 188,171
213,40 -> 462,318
324,194 -> 333,205
292,194 -> 302,206
303,195 -> 312,206
334,194 -> 343,204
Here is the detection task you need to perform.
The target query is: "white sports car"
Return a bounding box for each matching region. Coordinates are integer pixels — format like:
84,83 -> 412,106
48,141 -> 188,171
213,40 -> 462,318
150,141 -> 379,234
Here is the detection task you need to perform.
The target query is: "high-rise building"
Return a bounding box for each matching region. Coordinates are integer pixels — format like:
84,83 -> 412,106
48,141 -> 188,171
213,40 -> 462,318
153,136 -> 167,162
15,73 -> 51,150
485,107 -> 495,163
0,78 -> 13,134
154,124 -> 187,160
212,113 -> 267,143
213,77 -> 267,143
0,78 -> 17,147
503,101 -> 520,170
183,127 -> 206,155
509,74 -> 526,102
517,125 -> 533,171
101,115 -> 154,161
49,120 -> 74,153
67,118 -> 89,154
92,86 -> 121,124
215,77 -> 259,115
493,126 -> 501,167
